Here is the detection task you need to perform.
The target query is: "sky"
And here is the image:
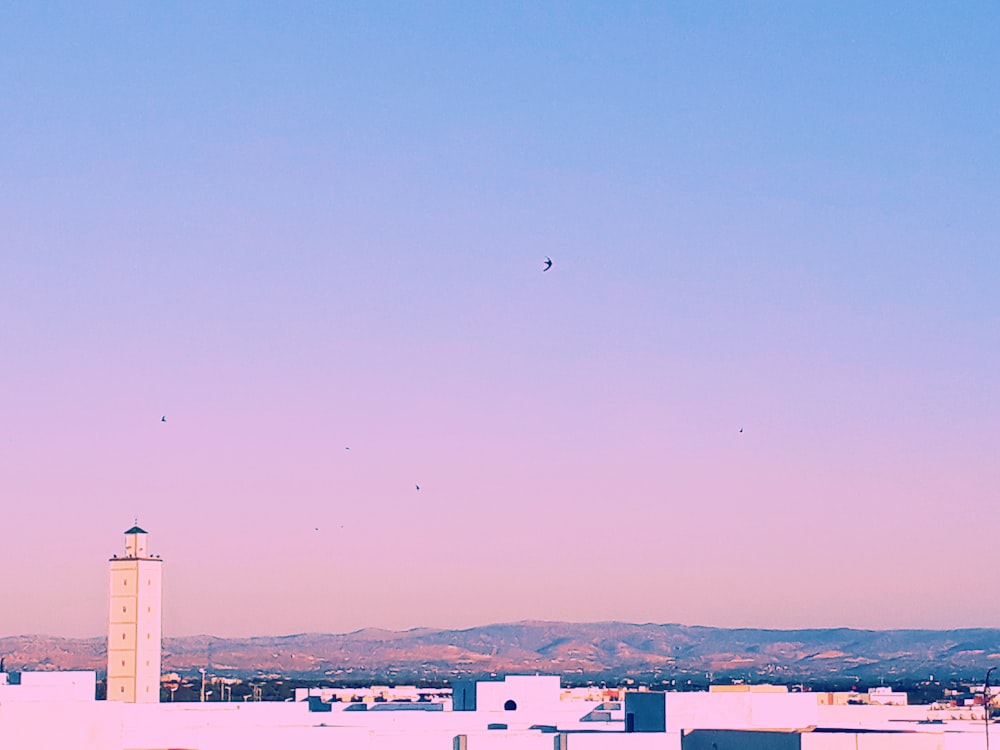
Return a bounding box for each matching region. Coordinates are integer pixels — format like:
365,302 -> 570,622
1,2 -> 998,638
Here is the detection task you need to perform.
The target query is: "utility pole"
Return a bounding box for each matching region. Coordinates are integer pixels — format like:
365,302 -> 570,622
199,668 -> 207,703
987,667 -> 996,750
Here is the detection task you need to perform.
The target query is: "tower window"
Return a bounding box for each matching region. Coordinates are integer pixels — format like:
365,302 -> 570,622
120,686 -> 124,693
504,700 -> 517,711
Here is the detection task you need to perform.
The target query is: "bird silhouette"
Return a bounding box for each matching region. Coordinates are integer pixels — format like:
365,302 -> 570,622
543,256 -> 553,272
161,416 -> 166,423
415,484 -> 420,491
739,427 -> 743,433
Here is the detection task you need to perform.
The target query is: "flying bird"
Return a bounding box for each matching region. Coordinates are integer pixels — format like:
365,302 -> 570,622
161,416 -> 166,423
739,427 -> 743,433
415,484 -> 420,491
543,256 -> 552,272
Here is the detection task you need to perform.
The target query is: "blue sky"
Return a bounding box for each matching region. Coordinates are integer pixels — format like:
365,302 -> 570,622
1,2 -> 998,637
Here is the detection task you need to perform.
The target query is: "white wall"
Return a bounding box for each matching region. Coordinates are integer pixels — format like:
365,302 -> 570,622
565,731 -> 681,749
664,692 -> 818,731
0,671 -> 96,701
463,732 -> 561,749
816,704 -> 937,727
0,699 -> 123,750
477,676 -> 563,714
803,729 -> 989,750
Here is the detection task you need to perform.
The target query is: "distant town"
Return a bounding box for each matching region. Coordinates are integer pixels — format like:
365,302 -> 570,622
145,671 -> 998,711
4,619 -> 999,699
3,526 -> 999,749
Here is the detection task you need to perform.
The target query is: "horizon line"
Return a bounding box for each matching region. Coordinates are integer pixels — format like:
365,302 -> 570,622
6,619 -> 1000,641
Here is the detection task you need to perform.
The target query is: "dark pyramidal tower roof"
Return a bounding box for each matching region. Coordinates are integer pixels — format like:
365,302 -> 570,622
124,525 -> 148,534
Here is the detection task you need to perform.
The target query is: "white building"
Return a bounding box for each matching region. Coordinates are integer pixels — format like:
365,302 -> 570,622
0,671 -> 95,701
476,674 -> 562,715
867,686 -> 909,706
0,671 -> 995,749
107,524 -> 163,703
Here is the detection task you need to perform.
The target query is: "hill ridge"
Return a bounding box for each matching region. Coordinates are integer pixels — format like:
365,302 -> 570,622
2,621 -> 997,681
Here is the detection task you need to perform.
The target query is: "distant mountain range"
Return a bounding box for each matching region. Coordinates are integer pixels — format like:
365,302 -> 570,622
3,621 -> 998,683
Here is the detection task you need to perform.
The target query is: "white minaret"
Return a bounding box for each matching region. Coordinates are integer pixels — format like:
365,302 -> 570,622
107,524 -> 163,703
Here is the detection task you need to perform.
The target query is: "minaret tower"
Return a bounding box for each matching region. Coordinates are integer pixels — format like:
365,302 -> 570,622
107,524 -> 163,703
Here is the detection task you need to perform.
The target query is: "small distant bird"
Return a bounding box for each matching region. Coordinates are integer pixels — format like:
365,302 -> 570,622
415,484 -> 420,491
314,527 -> 320,532
345,447 -> 350,450
161,416 -> 166,423
543,256 -> 553,272
739,427 -> 743,433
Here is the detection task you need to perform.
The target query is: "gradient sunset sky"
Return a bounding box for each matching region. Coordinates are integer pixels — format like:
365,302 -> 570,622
1,2 -> 998,638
